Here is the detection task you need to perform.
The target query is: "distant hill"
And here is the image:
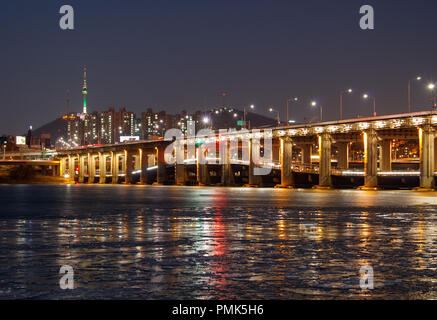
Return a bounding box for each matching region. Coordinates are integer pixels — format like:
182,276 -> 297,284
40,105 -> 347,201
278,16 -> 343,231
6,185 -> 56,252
210,108 -> 278,129
32,117 -> 68,143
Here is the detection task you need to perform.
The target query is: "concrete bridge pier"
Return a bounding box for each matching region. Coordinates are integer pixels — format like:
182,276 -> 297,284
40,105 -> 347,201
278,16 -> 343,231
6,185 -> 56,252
418,125 -> 435,190
124,150 -> 134,184
315,133 -> 332,188
221,139 -> 235,186
337,142 -> 349,170
360,129 -> 378,189
60,158 -> 66,177
276,137 -> 294,188
246,140 -> 262,187
139,149 -> 148,184
68,156 -> 75,178
197,163 -> 210,186
175,142 -> 186,186
111,152 -> 119,184
78,154 -> 86,183
88,154 -> 96,183
301,144 -> 312,167
99,153 -> 106,184
175,163 -> 186,185
380,139 -> 392,171
196,147 -> 210,186
155,146 -> 167,185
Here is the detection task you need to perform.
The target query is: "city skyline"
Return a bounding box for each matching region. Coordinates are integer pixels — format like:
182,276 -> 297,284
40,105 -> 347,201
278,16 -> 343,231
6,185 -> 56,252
2,1 -> 437,135
3,0 -> 437,304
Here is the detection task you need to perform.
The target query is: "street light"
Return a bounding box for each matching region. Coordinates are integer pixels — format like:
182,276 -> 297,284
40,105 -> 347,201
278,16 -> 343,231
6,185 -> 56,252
269,107 -> 280,126
408,76 -> 422,113
286,97 -> 298,124
339,88 -> 353,120
2,141 -> 6,160
363,93 -> 376,117
243,104 -> 255,129
427,83 -> 436,110
310,101 -> 323,122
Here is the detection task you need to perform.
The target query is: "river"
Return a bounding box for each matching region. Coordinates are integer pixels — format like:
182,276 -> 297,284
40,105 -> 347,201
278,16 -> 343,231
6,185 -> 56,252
0,184 -> 436,299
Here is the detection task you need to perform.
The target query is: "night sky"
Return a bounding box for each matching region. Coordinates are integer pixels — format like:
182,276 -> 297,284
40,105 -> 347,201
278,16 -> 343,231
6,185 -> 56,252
2,0 -> 437,135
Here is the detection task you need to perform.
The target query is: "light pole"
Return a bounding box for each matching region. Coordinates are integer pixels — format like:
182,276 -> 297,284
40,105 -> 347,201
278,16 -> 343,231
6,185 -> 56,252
202,115 -> 212,129
339,88 -> 352,120
311,101 -> 323,122
243,104 -> 255,129
269,107 -> 280,126
428,83 -> 436,110
2,142 -> 6,160
408,76 -> 422,113
286,97 -> 298,124
363,94 -> 376,117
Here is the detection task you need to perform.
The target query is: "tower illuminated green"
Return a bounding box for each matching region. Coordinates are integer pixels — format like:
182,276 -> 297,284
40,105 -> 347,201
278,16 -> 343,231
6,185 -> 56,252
82,66 -> 88,114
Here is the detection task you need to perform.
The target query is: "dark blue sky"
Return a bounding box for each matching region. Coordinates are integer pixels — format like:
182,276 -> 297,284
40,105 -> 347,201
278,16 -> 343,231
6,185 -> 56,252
2,0 -> 437,134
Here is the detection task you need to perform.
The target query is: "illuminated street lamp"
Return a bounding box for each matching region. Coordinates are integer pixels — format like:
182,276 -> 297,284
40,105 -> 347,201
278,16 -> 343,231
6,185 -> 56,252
339,88 -> 353,120
269,107 -> 280,126
363,93 -> 376,117
427,83 -> 436,110
408,76 -> 422,113
243,104 -> 255,129
286,97 -> 298,124
310,101 -> 323,122
2,140 -> 6,160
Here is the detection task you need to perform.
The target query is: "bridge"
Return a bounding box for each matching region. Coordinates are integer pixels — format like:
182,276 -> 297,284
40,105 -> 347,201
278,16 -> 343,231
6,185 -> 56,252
54,111 -> 437,190
0,159 -> 61,176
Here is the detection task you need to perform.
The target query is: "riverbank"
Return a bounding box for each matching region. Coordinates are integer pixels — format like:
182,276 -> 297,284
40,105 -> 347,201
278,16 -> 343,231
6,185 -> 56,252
0,170 -> 72,184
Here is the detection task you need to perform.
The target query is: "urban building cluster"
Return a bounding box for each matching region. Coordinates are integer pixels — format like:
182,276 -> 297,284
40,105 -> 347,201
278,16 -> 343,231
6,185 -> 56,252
60,107 -> 206,148
55,66 -> 210,149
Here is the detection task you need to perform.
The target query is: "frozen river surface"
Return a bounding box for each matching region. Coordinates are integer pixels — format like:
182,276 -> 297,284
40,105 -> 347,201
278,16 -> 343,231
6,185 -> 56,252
0,184 -> 436,299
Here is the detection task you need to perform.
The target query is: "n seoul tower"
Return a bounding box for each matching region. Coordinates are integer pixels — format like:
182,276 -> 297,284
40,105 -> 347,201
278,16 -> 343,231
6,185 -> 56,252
82,65 -> 88,114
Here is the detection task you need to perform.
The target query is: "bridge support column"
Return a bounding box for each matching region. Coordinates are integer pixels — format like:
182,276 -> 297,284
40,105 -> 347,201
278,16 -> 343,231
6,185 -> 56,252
302,144 -> 312,167
418,125 -> 435,190
221,138 -> 234,186
139,149 -> 148,184
112,152 -> 119,184
276,137 -> 293,188
124,150 -> 134,184
197,147 -> 210,186
88,154 -> 96,183
52,165 -> 59,176
68,156 -> 74,178
99,153 -> 106,184
360,129 -> 378,189
316,133 -> 332,188
337,142 -> 349,170
78,155 -> 85,183
60,158 -> 66,177
176,163 -> 186,185
247,139 -> 262,187
174,141 -> 186,186
380,139 -> 392,171
155,146 -> 167,185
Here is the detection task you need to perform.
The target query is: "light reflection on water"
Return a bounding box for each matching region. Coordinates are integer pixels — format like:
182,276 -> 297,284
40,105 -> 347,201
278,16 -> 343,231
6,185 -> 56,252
0,185 -> 437,299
